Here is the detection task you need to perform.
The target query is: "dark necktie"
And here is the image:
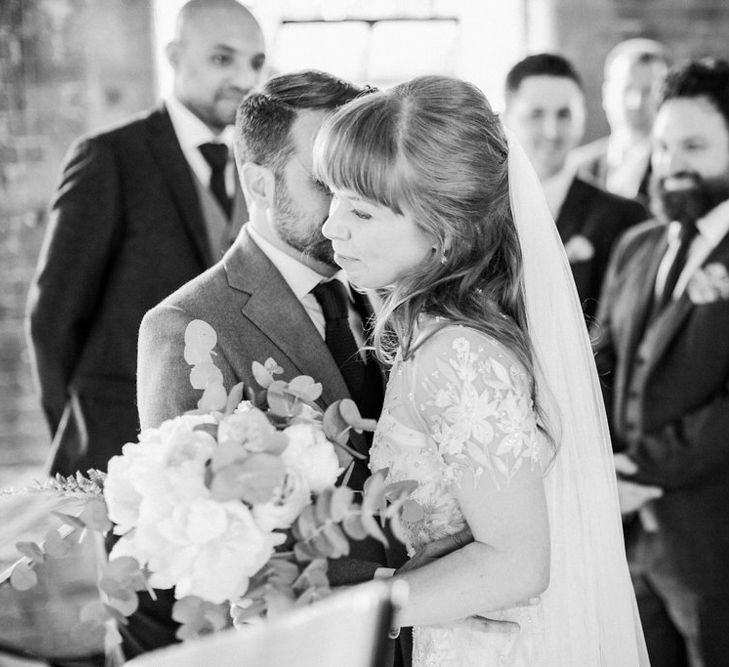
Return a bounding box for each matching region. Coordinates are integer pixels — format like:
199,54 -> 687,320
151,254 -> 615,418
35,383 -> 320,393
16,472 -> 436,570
198,142 -> 232,219
311,280 -> 366,402
655,221 -> 699,312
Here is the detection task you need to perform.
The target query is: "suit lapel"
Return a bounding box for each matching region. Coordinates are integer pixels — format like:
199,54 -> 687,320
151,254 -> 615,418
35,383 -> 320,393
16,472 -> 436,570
624,231 -> 668,362
224,230 -> 350,409
555,179 -> 588,241
147,105 -> 214,267
642,227 -> 729,372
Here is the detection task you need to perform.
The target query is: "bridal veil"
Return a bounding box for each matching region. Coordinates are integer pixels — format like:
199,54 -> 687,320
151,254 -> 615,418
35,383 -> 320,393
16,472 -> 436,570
505,130 -> 649,665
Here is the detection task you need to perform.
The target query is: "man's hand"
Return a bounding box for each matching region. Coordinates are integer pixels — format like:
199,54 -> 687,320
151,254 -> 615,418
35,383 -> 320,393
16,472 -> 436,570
613,453 -> 639,476
613,454 -> 663,515
616,478 -> 663,514
394,527 -> 539,634
395,527 -> 473,575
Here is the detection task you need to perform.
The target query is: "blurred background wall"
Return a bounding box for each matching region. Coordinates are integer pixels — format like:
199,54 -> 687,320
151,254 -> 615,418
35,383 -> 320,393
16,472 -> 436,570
1,0 -> 728,487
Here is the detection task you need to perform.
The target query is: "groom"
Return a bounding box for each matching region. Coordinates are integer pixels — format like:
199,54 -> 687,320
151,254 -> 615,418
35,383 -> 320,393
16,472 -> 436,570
134,70 -> 414,664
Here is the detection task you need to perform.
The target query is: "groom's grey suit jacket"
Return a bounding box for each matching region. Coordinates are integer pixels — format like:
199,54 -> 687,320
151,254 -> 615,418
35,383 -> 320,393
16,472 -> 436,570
138,226 -> 357,431
132,227 -> 410,665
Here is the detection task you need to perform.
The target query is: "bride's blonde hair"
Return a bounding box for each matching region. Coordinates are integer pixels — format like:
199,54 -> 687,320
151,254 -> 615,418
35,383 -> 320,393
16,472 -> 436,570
314,75 -> 536,400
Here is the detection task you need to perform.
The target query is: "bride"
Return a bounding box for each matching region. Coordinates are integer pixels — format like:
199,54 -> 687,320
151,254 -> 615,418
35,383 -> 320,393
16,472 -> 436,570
313,75 -> 649,665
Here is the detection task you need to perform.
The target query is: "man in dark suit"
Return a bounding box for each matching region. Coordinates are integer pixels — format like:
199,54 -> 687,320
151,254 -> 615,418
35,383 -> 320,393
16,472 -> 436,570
26,0 -> 265,476
503,53 -> 647,322
572,38 -> 669,206
593,58 -> 729,667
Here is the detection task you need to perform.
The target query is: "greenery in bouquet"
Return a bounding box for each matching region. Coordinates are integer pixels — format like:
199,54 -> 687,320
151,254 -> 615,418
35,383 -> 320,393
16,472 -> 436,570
2,320 -> 415,648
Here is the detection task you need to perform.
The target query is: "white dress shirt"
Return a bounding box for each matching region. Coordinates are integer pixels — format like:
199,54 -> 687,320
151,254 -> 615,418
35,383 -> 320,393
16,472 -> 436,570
165,95 -> 236,196
655,198 -> 729,301
605,134 -> 651,200
541,161 -> 577,219
247,225 -> 365,350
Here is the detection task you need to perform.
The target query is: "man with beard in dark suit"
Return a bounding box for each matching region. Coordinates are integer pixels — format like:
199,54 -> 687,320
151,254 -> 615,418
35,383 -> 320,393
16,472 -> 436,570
26,0 -> 265,477
503,54 -> 647,324
593,58 -> 729,667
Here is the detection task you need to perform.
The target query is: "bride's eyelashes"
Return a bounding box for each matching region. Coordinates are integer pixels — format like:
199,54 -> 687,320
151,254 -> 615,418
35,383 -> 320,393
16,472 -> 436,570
351,208 -> 372,220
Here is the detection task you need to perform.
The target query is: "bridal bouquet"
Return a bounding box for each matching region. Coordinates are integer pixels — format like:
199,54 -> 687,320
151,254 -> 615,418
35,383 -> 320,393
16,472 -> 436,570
4,320 -> 414,648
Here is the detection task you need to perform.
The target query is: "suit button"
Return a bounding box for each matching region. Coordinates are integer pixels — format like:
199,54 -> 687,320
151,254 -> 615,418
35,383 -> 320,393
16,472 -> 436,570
634,356 -> 646,366
628,391 -> 639,399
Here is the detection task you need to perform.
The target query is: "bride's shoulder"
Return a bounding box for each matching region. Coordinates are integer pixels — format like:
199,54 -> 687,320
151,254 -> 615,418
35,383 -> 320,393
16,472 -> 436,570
415,319 -> 524,370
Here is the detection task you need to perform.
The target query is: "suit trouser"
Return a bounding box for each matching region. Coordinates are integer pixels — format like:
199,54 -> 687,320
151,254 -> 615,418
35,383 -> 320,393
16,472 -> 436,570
629,527 -> 729,667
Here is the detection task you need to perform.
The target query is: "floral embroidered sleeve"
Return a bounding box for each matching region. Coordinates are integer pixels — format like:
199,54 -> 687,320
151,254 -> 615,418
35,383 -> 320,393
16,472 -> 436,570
412,327 -> 549,488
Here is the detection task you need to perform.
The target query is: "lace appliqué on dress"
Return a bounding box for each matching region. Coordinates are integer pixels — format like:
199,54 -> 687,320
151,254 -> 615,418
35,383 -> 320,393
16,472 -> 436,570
420,335 -> 545,489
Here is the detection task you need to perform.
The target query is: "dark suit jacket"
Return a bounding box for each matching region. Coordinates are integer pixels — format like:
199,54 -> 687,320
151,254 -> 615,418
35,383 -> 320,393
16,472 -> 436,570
556,177 -> 647,322
592,219 -> 729,595
133,228 -> 410,665
26,105 -> 242,475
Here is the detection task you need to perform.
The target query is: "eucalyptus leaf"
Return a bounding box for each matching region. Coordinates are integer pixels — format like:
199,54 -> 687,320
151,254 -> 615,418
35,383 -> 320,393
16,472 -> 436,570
295,505 -> 319,540
224,382 -> 245,414
286,376 -> 323,402
400,499 -> 425,523
330,486 -> 354,522
9,561 -> 37,591
252,360 -> 274,389
210,453 -> 286,504
107,589 -> 139,617
314,488 -> 333,525
342,514 -> 369,541
52,511 -> 86,530
15,541 -> 44,563
80,498 -> 112,533
183,320 -> 218,365
321,523 -> 350,558
361,511 -> 389,547
43,529 -> 73,558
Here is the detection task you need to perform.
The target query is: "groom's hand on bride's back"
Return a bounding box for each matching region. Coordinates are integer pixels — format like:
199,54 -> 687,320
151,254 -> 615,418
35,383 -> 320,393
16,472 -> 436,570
395,526 -> 474,575
395,526 -> 539,633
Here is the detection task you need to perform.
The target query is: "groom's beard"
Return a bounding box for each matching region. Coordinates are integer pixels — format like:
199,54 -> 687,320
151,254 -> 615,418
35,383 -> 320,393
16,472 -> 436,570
650,170 -> 729,225
273,185 -> 336,268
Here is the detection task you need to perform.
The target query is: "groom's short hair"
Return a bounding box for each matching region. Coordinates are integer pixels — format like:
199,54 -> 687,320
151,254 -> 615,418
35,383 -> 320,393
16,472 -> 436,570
505,53 -> 583,103
659,58 -> 729,131
234,70 -> 372,175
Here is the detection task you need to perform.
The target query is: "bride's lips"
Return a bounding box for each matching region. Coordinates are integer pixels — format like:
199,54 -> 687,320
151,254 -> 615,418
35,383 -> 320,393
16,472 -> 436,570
333,251 -> 359,265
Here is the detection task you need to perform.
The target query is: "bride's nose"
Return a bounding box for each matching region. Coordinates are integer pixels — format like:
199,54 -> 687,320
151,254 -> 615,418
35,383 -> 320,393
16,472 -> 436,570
322,202 -> 348,241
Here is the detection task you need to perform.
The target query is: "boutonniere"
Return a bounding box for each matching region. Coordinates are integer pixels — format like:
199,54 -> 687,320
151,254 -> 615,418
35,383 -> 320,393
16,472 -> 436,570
564,235 -> 595,263
687,262 -> 729,304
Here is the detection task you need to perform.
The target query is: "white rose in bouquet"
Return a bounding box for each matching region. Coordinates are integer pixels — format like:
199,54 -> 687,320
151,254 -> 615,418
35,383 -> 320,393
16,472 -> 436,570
104,415 -> 216,536
281,423 -> 341,494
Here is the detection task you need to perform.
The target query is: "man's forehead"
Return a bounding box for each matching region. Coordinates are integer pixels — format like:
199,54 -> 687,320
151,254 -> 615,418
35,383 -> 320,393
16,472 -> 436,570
180,7 -> 263,48
513,76 -> 583,108
654,97 -> 729,137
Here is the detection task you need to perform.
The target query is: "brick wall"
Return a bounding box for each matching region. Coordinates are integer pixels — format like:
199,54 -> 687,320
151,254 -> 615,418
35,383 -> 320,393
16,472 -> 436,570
0,0 -> 155,487
535,0 -> 729,142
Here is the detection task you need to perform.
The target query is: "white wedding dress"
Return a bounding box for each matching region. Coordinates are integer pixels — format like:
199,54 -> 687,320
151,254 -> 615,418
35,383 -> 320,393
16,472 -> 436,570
369,130 -> 649,666
371,321 -> 549,666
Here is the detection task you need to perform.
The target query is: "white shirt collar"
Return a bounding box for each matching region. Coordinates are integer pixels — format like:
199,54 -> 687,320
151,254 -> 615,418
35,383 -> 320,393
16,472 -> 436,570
165,95 -> 223,151
165,95 -> 235,192
667,198 -> 729,246
246,224 -> 351,300
541,161 -> 577,219
606,132 -> 651,167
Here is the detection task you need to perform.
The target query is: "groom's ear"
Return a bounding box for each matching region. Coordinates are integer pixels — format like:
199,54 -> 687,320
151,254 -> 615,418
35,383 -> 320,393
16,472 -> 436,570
240,162 -> 275,209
